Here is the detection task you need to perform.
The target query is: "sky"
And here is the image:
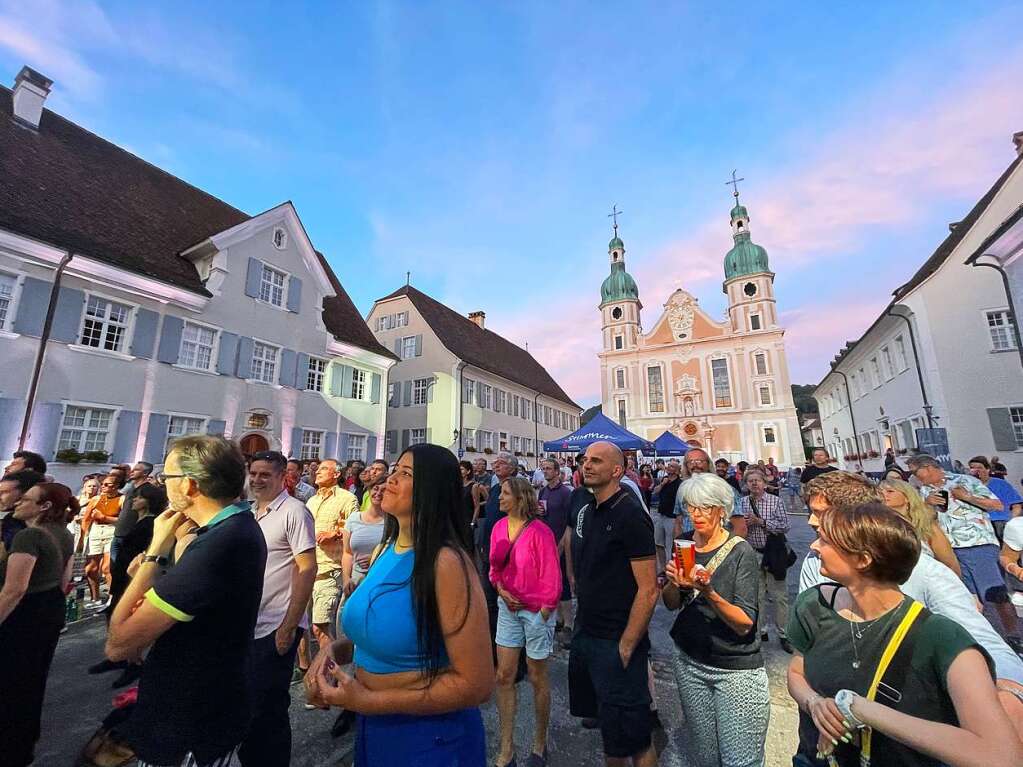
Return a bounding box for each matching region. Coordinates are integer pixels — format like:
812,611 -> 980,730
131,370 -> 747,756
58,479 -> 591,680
2,1 -> 1021,407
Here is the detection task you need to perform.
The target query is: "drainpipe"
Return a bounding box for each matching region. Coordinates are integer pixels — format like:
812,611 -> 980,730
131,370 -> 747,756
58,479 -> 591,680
885,306 -> 934,428
19,253 -> 73,451
456,361 -> 467,455
969,258 -> 1023,373
533,392 -> 542,466
830,369 -> 862,461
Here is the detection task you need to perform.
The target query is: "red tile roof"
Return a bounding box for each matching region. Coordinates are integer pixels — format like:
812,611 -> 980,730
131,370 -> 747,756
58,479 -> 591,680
378,285 -> 580,409
0,86 -> 393,360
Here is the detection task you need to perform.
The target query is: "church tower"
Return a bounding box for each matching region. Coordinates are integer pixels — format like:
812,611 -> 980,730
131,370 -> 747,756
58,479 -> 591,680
600,217 -> 641,352
722,192 -> 775,334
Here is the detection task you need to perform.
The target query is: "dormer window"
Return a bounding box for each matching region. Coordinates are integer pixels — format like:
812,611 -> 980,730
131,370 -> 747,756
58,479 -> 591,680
272,227 -> 287,250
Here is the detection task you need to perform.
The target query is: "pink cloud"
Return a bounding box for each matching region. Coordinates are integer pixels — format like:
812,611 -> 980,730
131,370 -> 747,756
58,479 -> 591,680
779,302 -> 887,385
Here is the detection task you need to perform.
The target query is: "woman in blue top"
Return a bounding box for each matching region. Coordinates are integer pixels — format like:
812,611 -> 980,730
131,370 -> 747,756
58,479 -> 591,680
306,444 -> 494,766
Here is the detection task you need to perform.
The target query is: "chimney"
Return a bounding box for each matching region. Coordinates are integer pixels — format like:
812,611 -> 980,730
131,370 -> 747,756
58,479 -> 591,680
467,311 -> 486,329
1014,131 -> 1023,158
12,66 -> 53,129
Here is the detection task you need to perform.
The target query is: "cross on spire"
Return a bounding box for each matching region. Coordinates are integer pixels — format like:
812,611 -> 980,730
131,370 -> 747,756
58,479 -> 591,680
725,170 -> 745,202
608,204 -> 623,238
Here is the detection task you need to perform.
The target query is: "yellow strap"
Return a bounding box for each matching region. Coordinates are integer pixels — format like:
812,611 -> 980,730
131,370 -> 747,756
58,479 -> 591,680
860,600 -> 924,765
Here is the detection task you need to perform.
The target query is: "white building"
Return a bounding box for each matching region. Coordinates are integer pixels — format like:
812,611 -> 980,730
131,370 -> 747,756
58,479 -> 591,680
368,286 -> 580,468
814,133 -> 1023,478
0,66 -> 395,486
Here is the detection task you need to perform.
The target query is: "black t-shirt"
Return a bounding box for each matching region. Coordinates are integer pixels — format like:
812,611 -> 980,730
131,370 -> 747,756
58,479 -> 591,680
668,535 -> 763,669
656,477 -> 682,517
800,465 -> 837,485
567,486 -> 592,566
128,508 -> 267,764
574,488 -> 655,642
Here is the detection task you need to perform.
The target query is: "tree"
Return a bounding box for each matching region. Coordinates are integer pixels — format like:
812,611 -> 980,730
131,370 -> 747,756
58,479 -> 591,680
579,404 -> 601,426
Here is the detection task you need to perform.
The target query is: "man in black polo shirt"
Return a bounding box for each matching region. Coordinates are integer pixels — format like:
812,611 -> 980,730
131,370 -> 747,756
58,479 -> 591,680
799,447 -> 837,488
569,441 -> 658,767
106,436 -> 267,767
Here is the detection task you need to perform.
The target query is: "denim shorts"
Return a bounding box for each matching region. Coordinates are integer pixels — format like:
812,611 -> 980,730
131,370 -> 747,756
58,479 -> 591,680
495,599 -> 556,660
955,544 -> 1010,603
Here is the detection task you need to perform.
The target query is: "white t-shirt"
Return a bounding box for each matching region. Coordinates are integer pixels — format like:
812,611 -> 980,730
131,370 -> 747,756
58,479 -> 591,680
799,550 -> 1023,685
253,490 -> 317,639
1003,517 -> 1023,559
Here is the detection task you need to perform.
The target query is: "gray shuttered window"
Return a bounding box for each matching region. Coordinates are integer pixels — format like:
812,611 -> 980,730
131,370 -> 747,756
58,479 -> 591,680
403,381 -> 413,407
987,408 -> 1019,451
12,277 -> 51,336
401,429 -> 411,452
142,413 -> 170,464
427,376 -> 436,403
367,435 -> 377,461
157,316 -> 184,364
329,364 -> 344,397
287,276 -> 302,313
339,433 -> 350,461
245,257 -> 262,298
371,373 -> 382,404
217,332 -> 239,375
393,339 -> 401,357
341,365 -> 355,397
386,430 -> 397,454
25,402 -> 62,459
414,334 -> 423,356
207,419 -> 227,436
130,308 -> 160,358
290,426 -> 304,458
51,287 -> 85,343
279,349 -> 297,388
295,353 -> 310,390
325,432 -> 338,459
388,381 -> 400,407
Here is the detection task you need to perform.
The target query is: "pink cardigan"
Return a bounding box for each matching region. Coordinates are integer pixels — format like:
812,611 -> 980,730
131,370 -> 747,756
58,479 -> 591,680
489,517 -> 562,613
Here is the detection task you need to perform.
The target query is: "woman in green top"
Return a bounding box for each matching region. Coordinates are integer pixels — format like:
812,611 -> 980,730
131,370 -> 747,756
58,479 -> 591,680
786,502 -> 1022,767
0,482 -> 77,767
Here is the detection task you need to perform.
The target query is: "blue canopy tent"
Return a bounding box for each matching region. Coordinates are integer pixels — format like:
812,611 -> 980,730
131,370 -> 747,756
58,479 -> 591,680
653,430 -> 690,457
542,412 -> 656,455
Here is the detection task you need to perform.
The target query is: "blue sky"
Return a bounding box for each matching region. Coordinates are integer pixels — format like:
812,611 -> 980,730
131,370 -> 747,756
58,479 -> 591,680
2,1 -> 1021,405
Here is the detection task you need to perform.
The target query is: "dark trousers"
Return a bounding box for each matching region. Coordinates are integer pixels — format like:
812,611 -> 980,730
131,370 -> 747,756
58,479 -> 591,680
0,589 -> 64,767
237,628 -> 304,767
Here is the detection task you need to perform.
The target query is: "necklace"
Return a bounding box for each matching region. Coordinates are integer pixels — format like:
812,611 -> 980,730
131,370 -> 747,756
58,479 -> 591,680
847,603 -> 901,669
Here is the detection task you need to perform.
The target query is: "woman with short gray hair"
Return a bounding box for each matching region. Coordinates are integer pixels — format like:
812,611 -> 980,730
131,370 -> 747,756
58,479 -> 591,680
661,472 -> 769,767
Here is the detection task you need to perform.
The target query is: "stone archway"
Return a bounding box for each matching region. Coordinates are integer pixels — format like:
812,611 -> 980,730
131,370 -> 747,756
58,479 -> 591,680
240,433 -> 269,456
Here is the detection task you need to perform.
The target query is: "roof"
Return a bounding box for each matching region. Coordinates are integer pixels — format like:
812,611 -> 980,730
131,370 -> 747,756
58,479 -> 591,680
0,85 -> 393,360
965,201 -> 1023,264
376,285 -> 580,408
816,149 -> 1023,390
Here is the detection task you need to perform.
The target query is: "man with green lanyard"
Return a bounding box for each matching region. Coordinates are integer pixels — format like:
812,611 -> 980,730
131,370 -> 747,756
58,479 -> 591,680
105,436 -> 268,767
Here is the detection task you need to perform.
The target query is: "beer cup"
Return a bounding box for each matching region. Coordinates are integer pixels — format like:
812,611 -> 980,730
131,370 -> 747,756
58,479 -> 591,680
674,539 -> 696,578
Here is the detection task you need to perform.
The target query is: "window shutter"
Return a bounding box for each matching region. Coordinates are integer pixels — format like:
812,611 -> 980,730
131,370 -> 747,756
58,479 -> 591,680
236,337 -> 254,379
129,308 -> 160,358
987,408 -> 1018,450
245,257 -> 262,298
403,380 -> 413,407
24,402 -> 62,459
462,383 -> 470,404
295,353 -> 310,390
279,349 -> 297,388
393,339 -> 401,357
324,432 -> 338,460
388,382 -> 399,407
427,376 -> 436,403
12,278 -> 51,337
217,332 -> 239,375
401,429 -> 410,452
342,366 -> 355,398
287,276 -> 302,313
290,426 -> 304,459
110,410 -> 142,464
339,433 -> 350,460
142,413 -> 170,464
367,435 -> 377,460
386,430 -> 396,454
414,334 -> 423,356
157,316 -> 184,364
495,388 -> 503,413
371,373 -> 381,404
207,419 -> 227,436
50,287 -> 85,343
328,364 -> 344,397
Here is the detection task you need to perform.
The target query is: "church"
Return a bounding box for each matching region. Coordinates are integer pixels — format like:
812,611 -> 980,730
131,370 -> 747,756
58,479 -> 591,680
597,194 -> 803,466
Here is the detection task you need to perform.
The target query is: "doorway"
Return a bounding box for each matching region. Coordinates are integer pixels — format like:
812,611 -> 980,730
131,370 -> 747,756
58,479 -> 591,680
240,433 -> 269,456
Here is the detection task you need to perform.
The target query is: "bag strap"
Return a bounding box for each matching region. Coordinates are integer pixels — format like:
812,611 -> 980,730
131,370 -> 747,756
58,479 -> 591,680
860,600 -> 926,766
704,534 -> 744,575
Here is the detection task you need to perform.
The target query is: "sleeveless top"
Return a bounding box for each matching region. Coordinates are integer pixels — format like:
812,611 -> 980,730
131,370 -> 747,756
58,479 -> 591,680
341,543 -> 450,674
345,512 -> 385,583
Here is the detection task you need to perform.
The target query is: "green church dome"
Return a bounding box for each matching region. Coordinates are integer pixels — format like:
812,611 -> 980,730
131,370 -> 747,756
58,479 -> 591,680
723,201 -> 770,281
600,262 -> 639,305
609,235 -> 624,251
729,203 -> 748,220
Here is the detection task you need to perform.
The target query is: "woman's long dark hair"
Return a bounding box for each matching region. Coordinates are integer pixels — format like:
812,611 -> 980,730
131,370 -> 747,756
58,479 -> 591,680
379,444 -> 475,681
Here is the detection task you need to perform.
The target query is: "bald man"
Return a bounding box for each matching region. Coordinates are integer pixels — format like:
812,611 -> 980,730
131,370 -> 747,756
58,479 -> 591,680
569,442 -> 658,766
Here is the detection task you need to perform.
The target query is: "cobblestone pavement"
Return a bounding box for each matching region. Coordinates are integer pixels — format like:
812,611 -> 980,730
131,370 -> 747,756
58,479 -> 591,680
39,512 -> 817,767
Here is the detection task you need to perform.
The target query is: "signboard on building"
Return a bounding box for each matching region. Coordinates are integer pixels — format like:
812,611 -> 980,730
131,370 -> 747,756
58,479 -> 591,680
915,428 -> 953,470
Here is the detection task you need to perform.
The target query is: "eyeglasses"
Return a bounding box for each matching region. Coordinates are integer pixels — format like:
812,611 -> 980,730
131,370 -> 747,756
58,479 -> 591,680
688,507 -> 720,518
156,472 -> 189,483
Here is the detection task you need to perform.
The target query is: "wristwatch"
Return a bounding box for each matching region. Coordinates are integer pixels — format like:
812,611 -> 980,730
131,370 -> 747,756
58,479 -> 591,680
834,689 -> 865,729
142,554 -> 169,566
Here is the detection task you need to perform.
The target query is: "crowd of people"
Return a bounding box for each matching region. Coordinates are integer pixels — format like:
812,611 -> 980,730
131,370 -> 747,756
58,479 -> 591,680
2,439 -> 1023,766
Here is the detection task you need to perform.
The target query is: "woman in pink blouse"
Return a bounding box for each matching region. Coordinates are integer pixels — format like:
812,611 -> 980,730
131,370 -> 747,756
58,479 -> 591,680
490,476 -> 562,767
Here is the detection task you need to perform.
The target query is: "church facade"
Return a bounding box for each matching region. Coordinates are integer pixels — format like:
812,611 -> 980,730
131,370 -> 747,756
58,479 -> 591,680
597,199 -> 803,466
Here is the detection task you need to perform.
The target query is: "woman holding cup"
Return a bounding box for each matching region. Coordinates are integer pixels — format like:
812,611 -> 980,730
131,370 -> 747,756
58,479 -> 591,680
661,472 -> 769,767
